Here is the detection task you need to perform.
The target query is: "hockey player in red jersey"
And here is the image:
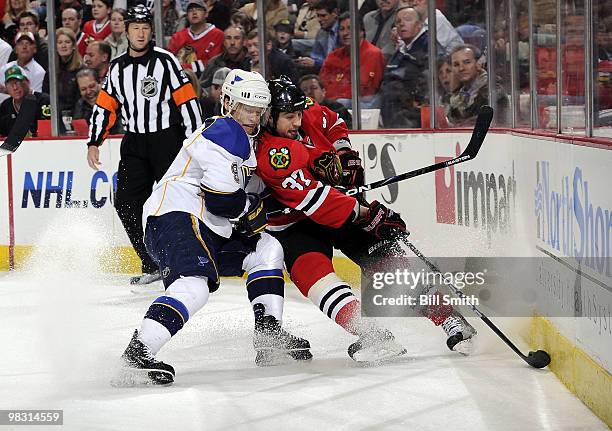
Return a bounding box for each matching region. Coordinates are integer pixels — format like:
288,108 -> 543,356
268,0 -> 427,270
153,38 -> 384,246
255,76 -> 476,362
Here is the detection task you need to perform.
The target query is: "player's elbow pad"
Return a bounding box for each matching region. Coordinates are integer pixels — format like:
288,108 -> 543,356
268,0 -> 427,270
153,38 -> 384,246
202,187 -> 247,219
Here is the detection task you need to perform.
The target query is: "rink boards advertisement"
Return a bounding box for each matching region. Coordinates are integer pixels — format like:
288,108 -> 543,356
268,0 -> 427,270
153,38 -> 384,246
1,131 -> 611,374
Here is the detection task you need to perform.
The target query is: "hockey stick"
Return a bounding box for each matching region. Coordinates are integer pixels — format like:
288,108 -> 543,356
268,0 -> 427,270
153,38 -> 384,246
343,105 -> 493,196
397,234 -> 551,369
0,96 -> 38,157
267,105 -> 494,218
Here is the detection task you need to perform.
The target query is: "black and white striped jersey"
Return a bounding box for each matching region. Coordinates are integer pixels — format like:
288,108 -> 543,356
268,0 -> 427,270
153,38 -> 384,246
88,45 -> 203,146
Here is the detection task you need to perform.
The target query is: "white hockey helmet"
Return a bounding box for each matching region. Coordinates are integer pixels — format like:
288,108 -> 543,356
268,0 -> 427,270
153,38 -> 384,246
220,69 -> 271,115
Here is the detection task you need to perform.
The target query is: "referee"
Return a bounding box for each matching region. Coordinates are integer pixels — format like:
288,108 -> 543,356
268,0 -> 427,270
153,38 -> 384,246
86,5 -> 203,285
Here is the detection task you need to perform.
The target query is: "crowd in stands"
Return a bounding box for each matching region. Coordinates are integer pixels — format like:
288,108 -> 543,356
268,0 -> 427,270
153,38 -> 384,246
0,0 -> 609,136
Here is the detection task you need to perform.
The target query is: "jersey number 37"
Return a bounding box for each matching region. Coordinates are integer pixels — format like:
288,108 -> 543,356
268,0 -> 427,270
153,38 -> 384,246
282,169 -> 312,190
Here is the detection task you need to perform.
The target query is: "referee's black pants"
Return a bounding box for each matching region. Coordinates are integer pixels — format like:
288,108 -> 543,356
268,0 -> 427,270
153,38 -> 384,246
114,125 -> 186,274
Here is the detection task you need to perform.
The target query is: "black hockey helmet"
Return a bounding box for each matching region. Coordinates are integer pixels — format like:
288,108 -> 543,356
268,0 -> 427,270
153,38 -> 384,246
267,76 -> 307,133
125,5 -> 153,28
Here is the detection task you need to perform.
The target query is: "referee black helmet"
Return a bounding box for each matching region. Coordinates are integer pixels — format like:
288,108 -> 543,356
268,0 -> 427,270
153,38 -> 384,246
125,5 -> 153,28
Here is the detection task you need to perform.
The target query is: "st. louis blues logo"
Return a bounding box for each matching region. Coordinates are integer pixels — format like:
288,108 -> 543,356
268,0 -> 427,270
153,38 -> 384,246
141,76 -> 158,98
269,147 -> 290,170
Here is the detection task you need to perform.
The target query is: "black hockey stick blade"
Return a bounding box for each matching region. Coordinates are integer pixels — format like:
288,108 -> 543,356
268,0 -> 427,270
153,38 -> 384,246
0,96 -> 38,157
397,233 -> 551,369
345,105 -> 493,196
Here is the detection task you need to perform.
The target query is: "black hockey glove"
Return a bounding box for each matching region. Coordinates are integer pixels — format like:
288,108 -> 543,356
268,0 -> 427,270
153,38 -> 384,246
337,148 -> 365,187
313,151 -> 343,186
358,200 -> 407,240
235,193 -> 267,237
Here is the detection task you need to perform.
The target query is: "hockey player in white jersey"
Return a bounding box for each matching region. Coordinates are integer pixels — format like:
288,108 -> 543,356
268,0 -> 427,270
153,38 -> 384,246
116,70 -> 311,386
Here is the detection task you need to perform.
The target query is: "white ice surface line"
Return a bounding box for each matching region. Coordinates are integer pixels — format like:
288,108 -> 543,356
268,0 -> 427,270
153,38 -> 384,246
0,273 -> 607,431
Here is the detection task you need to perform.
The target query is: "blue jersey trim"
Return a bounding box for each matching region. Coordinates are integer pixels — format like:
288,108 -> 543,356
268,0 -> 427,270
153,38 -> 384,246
201,117 -> 250,160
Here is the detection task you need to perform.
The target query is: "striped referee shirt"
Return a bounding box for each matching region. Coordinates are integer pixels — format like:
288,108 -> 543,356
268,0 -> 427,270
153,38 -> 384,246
88,45 -> 203,146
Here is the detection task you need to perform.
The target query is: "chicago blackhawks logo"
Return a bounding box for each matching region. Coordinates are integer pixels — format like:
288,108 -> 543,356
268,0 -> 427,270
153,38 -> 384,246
269,147 -> 291,170
141,76 -> 159,98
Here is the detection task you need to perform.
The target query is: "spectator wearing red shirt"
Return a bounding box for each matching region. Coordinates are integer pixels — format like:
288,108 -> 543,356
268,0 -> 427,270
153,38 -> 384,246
82,0 -> 112,43
319,12 -> 384,108
167,0 -> 224,75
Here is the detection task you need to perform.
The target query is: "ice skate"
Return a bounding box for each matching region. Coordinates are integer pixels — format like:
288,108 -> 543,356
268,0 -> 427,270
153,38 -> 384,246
112,330 -> 175,386
130,270 -> 162,286
348,328 -> 407,364
253,304 -> 312,366
441,310 -> 477,355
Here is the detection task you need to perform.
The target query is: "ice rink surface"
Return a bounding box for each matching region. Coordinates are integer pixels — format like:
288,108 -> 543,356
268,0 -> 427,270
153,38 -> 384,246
0,267 -> 608,431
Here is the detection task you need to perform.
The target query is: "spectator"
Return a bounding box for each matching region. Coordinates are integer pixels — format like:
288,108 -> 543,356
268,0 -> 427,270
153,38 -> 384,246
229,10 -> 255,35
167,0 -> 224,74
2,0 -> 30,44
160,0 -> 183,43
436,57 -> 457,108
0,31 -> 46,93
9,11 -> 48,69
84,40 -> 111,80
200,65 -> 229,118
56,27 -> 82,113
205,0 -> 231,31
379,6 -> 429,128
245,29 -> 297,82
56,0 -> 92,30
239,0 -> 288,38
364,0 -> 400,62
273,20 -> 296,57
200,25 -> 250,87
299,73 -> 352,128
62,8 -> 87,57
292,0 -> 320,53
82,0 -> 112,42
73,68 -> 99,123
296,0 -> 340,71
446,44 -> 495,126
319,12 -> 384,108
404,0 -> 463,55
0,65 -> 49,136
73,67 -> 122,133
105,8 -> 128,59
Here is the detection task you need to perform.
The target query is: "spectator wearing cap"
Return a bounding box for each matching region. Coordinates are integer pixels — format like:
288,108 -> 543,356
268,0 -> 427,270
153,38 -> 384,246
200,66 -> 229,118
364,0 -> 400,62
0,65 -> 50,137
82,0 -> 113,42
200,25 -> 250,88
273,19 -> 299,58
319,12 -> 384,108
85,40 -> 111,81
239,0 -> 288,39
296,0 -> 341,70
62,8 -> 88,57
0,31 -> 46,93
8,11 -> 48,69
245,28 -> 298,83
105,8 -> 128,60
56,27 -> 83,113
168,0 -> 224,75
299,73 -> 352,128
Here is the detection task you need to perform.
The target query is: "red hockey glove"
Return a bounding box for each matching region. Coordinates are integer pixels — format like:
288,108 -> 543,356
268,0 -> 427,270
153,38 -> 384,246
313,151 -> 343,186
337,148 -> 365,187
358,200 -> 407,240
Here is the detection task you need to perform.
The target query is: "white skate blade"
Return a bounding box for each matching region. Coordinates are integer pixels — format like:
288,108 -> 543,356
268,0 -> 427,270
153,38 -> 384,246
255,348 -> 313,367
451,337 -> 475,356
111,366 -> 174,387
351,342 -> 407,364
